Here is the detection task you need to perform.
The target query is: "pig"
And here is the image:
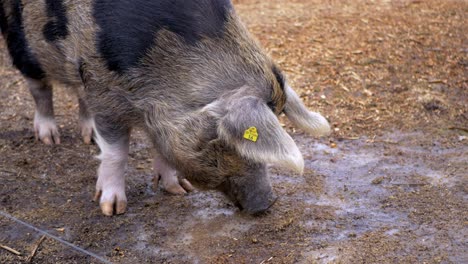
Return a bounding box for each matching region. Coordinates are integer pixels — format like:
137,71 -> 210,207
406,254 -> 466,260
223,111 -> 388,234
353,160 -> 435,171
0,0 -> 330,215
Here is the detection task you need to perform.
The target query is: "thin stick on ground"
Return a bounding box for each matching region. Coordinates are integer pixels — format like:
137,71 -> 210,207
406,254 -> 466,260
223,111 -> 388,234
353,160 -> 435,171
27,235 -> 46,262
0,244 -> 21,256
449,127 -> 468,133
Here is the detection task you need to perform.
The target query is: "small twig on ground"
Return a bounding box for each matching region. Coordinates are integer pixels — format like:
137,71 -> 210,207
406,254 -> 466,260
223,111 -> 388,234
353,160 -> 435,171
338,136 -> 360,140
428,79 -> 446,84
27,235 -> 46,262
367,139 -> 398,144
259,256 -> 274,264
0,244 -> 21,256
449,126 -> 468,133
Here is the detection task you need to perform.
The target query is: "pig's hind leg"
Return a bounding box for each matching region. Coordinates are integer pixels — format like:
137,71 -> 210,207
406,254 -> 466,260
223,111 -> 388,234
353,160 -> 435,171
26,78 -> 60,144
92,118 -> 130,216
152,152 -> 194,194
78,98 -> 93,144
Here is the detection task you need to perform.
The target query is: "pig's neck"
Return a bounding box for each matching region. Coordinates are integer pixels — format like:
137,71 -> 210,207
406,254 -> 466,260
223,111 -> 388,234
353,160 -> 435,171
135,12 -> 273,108
134,13 -> 276,174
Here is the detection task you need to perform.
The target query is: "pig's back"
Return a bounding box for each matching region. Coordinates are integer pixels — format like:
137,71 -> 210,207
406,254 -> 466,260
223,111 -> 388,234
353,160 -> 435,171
4,0 -> 233,86
93,0 -> 232,75
18,0 -> 96,86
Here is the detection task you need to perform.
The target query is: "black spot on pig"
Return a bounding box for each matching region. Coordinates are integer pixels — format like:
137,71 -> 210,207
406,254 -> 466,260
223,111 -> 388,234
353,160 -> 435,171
43,0 -> 69,42
93,0 -> 232,74
1,0 -> 45,79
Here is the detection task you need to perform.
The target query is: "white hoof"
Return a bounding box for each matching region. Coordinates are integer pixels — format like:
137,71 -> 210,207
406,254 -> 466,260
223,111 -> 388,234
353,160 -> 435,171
94,185 -> 127,216
80,118 -> 94,144
34,113 -> 60,144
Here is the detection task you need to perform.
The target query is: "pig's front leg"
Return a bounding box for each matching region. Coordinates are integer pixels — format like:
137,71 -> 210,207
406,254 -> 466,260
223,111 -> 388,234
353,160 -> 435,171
92,118 -> 130,216
152,152 -> 194,194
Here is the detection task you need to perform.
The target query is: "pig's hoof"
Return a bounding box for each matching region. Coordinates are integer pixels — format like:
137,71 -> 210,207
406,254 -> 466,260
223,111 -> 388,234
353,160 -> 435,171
180,179 -> 195,192
165,179 -> 195,194
100,200 -> 127,216
165,183 -> 188,195
81,124 -> 93,144
34,117 -> 60,144
153,175 -> 195,194
94,190 -> 127,216
80,119 -> 94,144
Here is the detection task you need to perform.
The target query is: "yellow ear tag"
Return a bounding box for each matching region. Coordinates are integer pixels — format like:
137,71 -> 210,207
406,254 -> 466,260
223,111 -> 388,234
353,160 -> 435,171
243,126 -> 258,142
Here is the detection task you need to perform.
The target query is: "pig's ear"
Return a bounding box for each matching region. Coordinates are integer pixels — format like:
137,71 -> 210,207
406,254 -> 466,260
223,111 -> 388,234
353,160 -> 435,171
218,96 -> 304,174
284,85 -> 331,137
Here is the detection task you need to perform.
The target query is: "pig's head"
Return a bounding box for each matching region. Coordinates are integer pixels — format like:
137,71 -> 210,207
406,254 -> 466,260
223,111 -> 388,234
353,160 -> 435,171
210,93 -> 301,214
137,7 -> 331,214
159,76 -> 330,214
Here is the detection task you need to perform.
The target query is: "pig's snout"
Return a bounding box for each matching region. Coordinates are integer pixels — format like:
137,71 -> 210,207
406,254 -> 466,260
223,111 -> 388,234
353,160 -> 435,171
238,192 -> 278,215
218,171 -> 277,215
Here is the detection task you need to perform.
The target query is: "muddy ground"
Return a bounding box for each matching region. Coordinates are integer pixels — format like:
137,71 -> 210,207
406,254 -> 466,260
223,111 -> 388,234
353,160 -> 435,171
0,0 -> 467,263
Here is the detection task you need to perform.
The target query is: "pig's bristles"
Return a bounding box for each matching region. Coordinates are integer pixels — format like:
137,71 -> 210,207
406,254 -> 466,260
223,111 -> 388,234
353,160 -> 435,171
0,210 -> 112,264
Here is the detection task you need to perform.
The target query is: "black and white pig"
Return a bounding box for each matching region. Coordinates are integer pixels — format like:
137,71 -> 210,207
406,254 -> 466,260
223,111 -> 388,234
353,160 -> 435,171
0,0 -> 330,215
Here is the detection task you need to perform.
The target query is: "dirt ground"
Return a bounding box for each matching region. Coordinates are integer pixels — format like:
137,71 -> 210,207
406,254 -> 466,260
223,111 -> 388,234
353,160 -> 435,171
0,0 -> 467,263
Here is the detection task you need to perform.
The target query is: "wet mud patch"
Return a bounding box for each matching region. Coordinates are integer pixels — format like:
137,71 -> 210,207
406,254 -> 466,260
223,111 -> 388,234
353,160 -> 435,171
295,132 -> 467,263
